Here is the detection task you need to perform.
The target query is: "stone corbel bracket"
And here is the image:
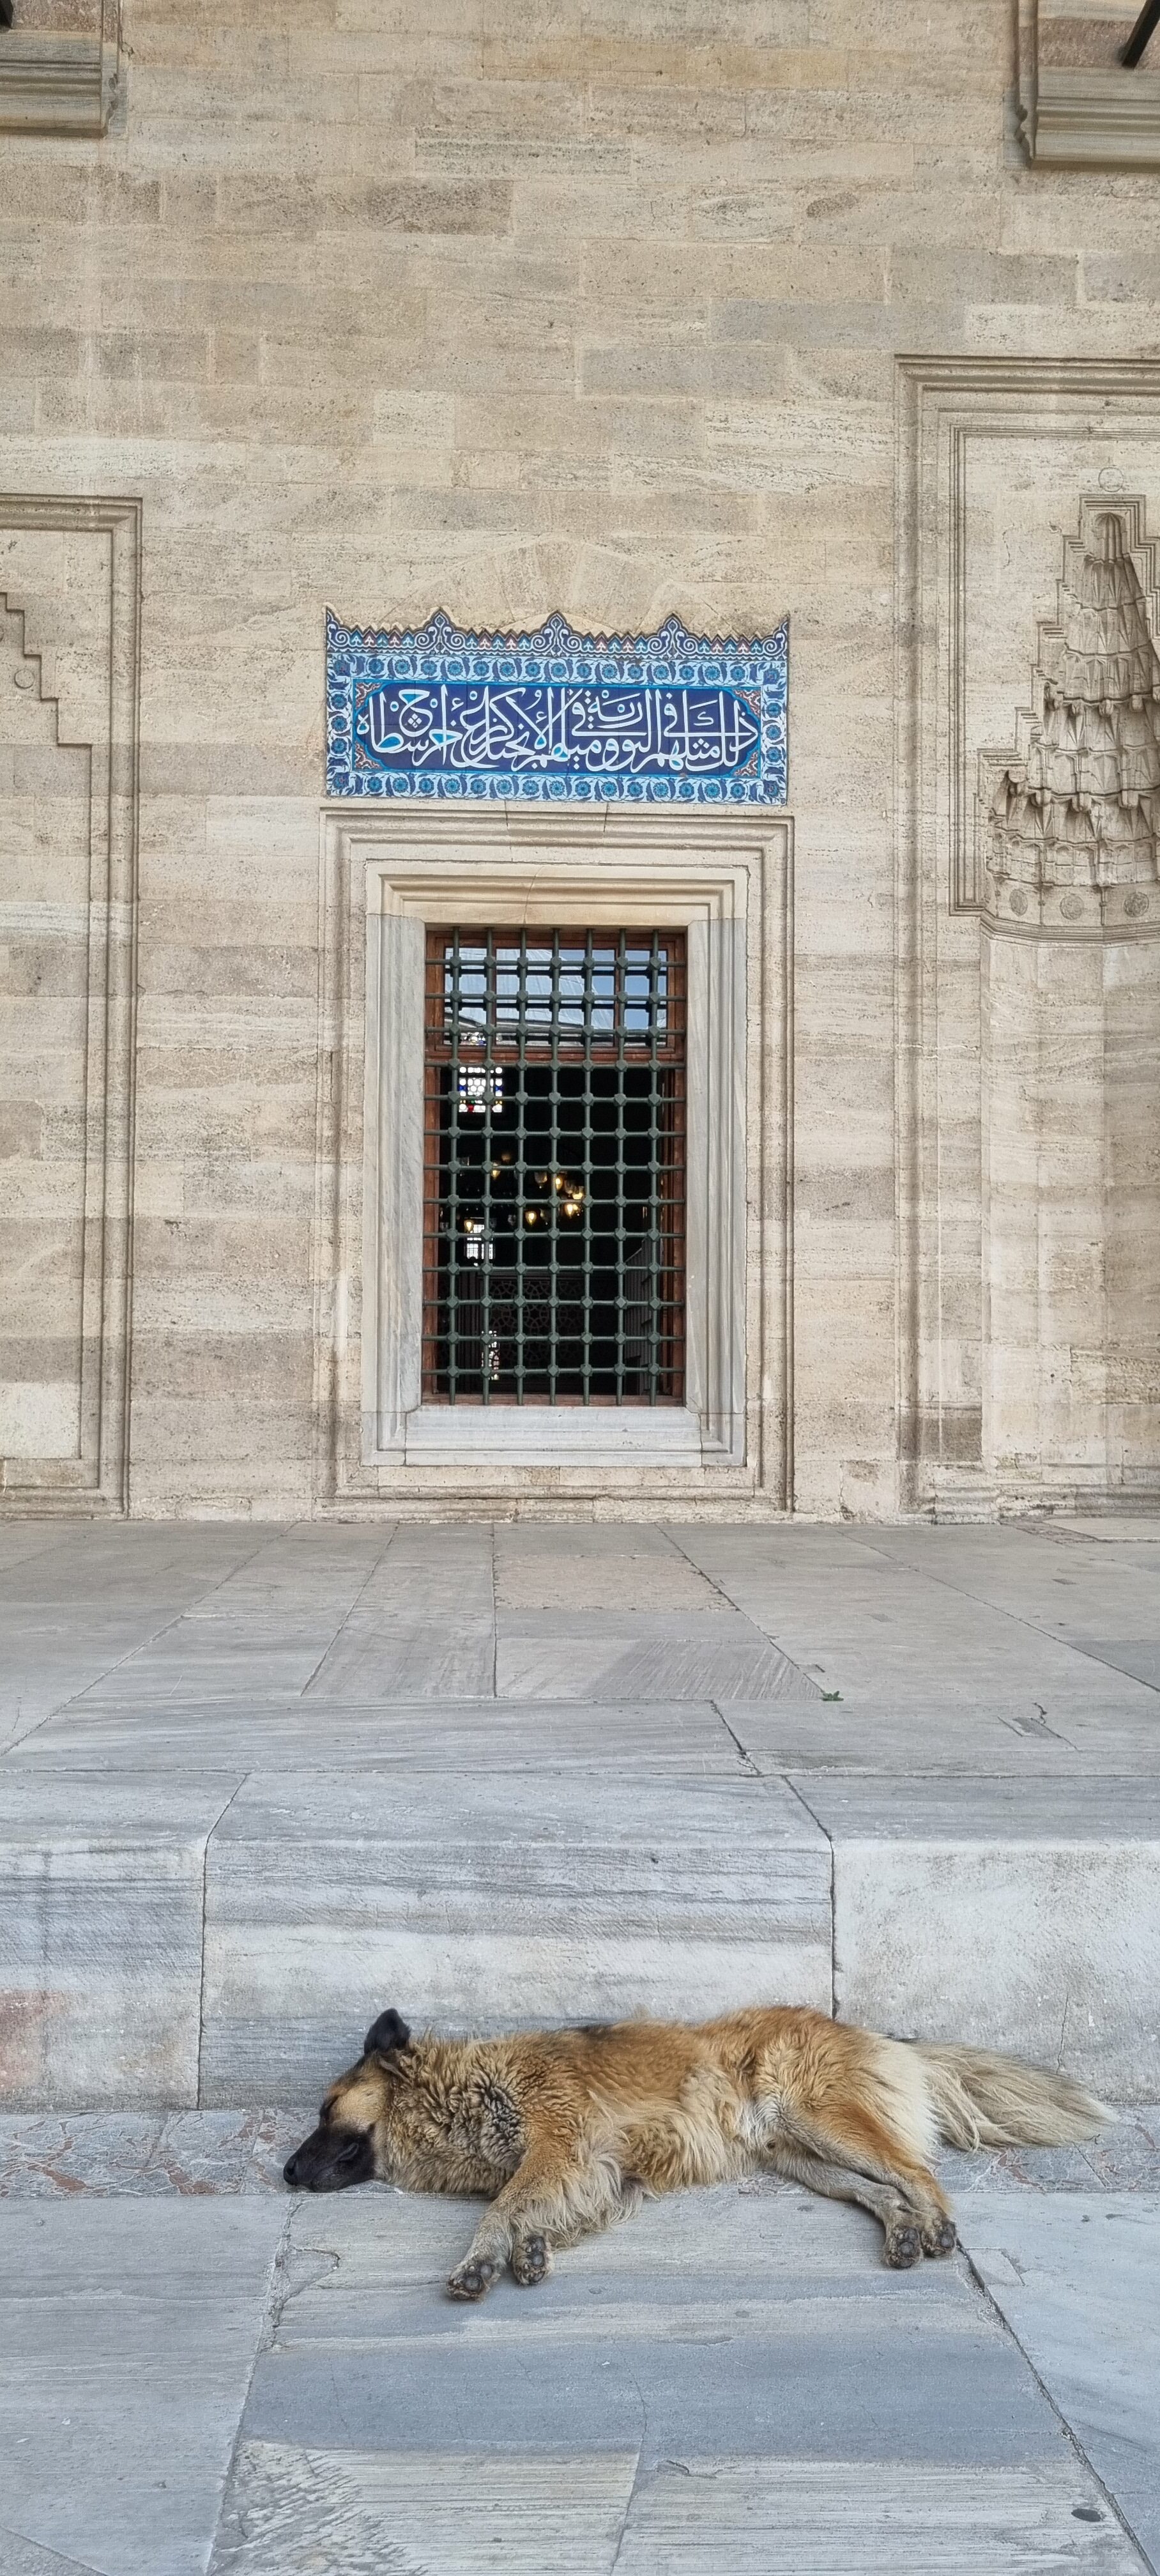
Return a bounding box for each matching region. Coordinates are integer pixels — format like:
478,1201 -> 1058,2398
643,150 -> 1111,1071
1016,0 -> 1160,169
0,1 -> 121,137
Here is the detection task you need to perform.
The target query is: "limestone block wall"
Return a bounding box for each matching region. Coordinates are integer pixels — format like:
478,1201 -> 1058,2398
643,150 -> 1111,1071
1,0 -> 1159,1517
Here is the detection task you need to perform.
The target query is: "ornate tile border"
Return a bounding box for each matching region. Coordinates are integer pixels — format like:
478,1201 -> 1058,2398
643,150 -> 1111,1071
325,608 -> 788,809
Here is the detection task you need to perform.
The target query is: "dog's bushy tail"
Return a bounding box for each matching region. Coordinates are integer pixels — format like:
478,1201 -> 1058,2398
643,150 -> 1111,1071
912,2043 -> 1111,2149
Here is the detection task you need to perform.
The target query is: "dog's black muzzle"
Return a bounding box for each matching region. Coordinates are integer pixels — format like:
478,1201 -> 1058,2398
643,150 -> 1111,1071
283,2124 -> 374,2191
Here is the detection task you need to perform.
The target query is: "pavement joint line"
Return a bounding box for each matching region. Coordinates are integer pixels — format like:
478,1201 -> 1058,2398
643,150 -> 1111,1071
662,1519 -> 738,1611
197,1778 -> 249,2112
206,2202 -> 295,2576
775,1770 -> 837,2020
709,1703 -> 761,1776
663,1520 -> 839,1683
606,2435 -> 646,2575
30,1528 -> 277,1739
0,2521 -> 103,2576
296,1521 -> 401,1700
956,2234 -> 1158,2575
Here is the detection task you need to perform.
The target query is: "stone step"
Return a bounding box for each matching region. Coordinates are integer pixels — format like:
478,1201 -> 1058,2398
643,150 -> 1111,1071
2,1736 -> 1158,2109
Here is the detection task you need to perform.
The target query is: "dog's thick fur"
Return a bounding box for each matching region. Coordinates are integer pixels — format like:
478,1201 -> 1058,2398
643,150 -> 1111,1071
284,2004 -> 1110,2300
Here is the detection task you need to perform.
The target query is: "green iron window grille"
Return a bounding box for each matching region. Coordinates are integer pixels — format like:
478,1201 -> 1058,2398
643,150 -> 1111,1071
423,929 -> 687,1405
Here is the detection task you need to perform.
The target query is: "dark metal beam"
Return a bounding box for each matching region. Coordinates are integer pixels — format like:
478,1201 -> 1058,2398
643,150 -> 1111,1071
1121,0 -> 1160,68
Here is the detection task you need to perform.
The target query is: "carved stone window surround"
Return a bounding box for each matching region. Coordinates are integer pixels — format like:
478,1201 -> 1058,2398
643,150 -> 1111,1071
313,809 -> 793,1510
0,4 -> 121,137
1016,1 -> 1160,167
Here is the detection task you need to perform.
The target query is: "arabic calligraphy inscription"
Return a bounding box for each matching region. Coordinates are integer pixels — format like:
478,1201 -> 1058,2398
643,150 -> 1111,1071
326,609 -> 788,806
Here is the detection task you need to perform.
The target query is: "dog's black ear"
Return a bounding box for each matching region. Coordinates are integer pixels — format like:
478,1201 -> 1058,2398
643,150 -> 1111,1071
363,2007 -> 411,2058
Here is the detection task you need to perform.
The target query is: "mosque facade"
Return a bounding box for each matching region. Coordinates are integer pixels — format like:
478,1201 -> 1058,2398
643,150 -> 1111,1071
3,1 -> 1160,1519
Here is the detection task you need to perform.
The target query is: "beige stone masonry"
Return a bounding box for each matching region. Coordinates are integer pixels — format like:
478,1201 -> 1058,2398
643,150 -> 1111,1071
0,1 -> 1157,1516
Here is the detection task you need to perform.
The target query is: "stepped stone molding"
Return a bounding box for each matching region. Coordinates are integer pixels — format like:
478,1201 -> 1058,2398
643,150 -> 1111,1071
0,495 -> 141,1514
313,808 -> 793,1514
981,497 -> 1160,939
4,1762 -> 1158,2107
0,4 -> 121,136
1016,2 -> 1160,169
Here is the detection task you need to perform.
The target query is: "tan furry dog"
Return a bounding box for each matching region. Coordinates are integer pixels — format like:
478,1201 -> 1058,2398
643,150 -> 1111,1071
284,2004 -> 1109,2301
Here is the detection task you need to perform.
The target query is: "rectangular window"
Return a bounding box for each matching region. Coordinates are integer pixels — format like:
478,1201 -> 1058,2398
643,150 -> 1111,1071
422,929 -> 686,1404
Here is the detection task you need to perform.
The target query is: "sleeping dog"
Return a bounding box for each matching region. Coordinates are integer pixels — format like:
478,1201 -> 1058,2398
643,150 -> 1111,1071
284,2003 -> 1108,2301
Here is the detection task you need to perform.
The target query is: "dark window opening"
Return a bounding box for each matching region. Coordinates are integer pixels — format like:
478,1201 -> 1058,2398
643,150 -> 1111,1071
422,930 -> 686,1404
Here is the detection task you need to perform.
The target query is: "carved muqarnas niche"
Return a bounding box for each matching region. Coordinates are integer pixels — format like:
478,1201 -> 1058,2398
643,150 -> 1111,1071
981,500 -> 1160,923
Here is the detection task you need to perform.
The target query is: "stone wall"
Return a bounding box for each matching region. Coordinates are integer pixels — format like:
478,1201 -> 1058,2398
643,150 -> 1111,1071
3,0 -> 1160,1517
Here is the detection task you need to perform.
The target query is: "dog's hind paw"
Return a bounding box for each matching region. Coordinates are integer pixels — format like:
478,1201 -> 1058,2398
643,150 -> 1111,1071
883,2221 -> 922,2269
447,2257 -> 496,2301
922,2216 -> 957,2257
510,2233 -> 549,2287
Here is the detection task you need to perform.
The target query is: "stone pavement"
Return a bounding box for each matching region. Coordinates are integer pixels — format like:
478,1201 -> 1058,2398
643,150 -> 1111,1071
2,1515 -> 1160,2569
4,1517 -> 1160,2104
1,2110 -> 1159,2574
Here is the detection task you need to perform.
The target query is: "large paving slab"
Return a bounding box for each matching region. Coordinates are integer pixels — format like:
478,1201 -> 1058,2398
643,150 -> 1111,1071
11,1696 -> 749,1776
217,2184 -> 1138,2572
494,1607 -> 820,1700
959,2193 -> 1160,2573
0,1524 -> 393,1724
494,1521 -> 728,1611
210,2446 -> 1141,2575
244,2184 -> 1087,2462
200,1770 -> 832,2103
728,1696 -> 1160,1774
0,1770 -> 240,2110
0,2197 -> 286,2576
673,1523 -> 1160,1722
0,1527 -> 280,1750
795,1775 -> 1160,2099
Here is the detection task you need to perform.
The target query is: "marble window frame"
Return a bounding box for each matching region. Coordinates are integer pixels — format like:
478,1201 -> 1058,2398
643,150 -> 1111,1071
1016,1 -> 1160,169
0,6 -> 122,137
314,810 -> 792,1507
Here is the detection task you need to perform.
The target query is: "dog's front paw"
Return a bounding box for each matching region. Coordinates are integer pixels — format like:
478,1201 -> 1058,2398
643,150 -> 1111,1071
883,2220 -> 922,2269
510,2233 -> 549,2287
447,2257 -> 496,2302
922,2216 -> 957,2257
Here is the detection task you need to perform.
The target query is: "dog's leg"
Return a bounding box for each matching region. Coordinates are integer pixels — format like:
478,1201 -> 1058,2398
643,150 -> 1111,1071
768,2103 -> 957,2266
446,2141 -> 622,2301
764,2140 -> 938,2269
